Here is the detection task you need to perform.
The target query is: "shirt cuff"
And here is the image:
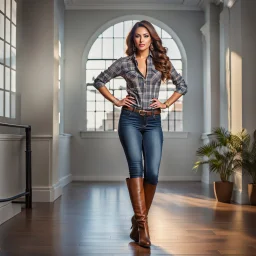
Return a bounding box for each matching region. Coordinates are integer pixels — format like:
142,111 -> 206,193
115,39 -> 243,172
175,86 -> 188,95
94,81 -> 106,90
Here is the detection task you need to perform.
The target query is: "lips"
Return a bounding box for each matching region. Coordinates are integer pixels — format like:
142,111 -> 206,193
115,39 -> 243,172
139,44 -> 145,47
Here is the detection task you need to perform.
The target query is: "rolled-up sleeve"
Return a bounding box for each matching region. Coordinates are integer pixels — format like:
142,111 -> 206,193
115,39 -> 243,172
93,57 -> 123,89
170,63 -> 188,95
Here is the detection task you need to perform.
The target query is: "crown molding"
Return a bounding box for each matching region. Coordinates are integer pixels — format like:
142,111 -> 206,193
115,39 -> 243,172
64,2 -> 203,11
64,0 -> 234,11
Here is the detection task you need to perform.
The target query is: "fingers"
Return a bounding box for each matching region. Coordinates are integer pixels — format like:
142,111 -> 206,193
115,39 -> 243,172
127,99 -> 135,104
121,96 -> 136,107
125,96 -> 136,105
149,98 -> 160,108
150,102 -> 158,107
126,95 -> 136,101
125,101 -> 134,107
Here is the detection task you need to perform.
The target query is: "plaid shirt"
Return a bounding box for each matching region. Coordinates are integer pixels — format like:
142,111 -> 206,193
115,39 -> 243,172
93,52 -> 188,110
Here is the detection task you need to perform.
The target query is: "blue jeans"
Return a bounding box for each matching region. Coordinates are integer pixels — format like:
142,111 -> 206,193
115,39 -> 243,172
118,107 -> 164,185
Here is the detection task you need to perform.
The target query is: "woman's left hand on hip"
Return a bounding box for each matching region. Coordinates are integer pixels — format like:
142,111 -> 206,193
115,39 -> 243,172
149,98 -> 167,109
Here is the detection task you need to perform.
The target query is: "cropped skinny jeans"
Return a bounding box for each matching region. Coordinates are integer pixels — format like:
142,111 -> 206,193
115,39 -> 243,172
118,107 -> 164,185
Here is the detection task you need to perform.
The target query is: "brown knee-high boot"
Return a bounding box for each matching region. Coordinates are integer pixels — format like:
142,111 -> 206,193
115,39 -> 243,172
130,179 -> 157,242
126,177 -> 151,248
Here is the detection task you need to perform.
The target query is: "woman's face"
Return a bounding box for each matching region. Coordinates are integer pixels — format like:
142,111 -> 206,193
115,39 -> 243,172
133,26 -> 152,52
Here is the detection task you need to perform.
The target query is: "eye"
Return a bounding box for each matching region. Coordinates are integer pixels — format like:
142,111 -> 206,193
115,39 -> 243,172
144,35 -> 149,38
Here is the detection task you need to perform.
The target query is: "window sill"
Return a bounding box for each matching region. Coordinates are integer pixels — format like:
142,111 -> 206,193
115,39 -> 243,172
80,131 -> 189,139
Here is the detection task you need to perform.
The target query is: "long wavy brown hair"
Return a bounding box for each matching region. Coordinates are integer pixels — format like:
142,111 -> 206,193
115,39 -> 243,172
125,20 -> 172,83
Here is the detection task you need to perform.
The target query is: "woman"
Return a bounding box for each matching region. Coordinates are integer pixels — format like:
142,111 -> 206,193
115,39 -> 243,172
93,20 -> 187,248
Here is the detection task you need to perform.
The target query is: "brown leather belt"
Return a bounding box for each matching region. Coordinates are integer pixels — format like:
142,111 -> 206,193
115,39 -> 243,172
123,106 -> 161,116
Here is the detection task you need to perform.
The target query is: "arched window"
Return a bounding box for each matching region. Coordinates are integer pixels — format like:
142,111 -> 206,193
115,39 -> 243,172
86,20 -> 183,131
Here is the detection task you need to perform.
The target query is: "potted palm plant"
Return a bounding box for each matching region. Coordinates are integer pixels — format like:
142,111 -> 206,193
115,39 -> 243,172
241,129 -> 256,205
193,127 -> 246,203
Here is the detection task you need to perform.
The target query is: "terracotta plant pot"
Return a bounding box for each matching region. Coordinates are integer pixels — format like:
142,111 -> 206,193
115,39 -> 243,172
213,181 -> 234,203
248,183 -> 256,206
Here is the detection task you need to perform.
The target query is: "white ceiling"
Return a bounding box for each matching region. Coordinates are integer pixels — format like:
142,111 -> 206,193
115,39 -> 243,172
64,0 -> 220,11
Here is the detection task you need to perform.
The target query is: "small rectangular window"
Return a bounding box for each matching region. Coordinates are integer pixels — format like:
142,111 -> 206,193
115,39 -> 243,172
0,90 -> 3,115
114,22 -> 123,38
5,0 -> 10,19
0,0 -> 5,13
11,91 -> 15,118
5,90 -> 10,117
0,64 -> 3,89
102,38 -> 113,59
12,0 -> 16,24
11,46 -> 15,68
11,69 -> 15,91
11,23 -> 15,46
5,18 -> 10,43
0,14 -> 4,39
5,42 -> 10,66
5,66 -> 10,90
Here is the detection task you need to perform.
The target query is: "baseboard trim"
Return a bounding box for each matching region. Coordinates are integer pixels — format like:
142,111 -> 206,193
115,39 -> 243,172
32,174 -> 72,202
72,175 -> 201,182
0,202 -> 21,226
59,173 -> 73,187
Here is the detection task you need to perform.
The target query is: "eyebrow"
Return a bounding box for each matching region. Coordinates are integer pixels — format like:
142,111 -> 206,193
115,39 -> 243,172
135,33 -> 149,35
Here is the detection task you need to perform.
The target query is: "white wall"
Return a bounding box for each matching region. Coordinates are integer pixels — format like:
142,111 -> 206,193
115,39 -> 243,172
219,7 -> 230,129
17,0 -> 61,203
241,0 -> 256,135
65,10 -> 204,181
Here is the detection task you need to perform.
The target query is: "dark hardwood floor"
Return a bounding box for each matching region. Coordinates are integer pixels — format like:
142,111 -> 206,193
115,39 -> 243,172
0,181 -> 256,256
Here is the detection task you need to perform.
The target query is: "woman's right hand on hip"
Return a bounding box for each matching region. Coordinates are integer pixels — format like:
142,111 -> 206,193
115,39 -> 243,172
115,95 -> 136,107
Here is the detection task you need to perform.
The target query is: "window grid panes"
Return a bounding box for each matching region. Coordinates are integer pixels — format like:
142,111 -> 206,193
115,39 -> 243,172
0,0 -> 16,119
86,20 -> 183,131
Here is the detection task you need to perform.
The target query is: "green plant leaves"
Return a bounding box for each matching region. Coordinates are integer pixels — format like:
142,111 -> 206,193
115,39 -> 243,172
193,126 -> 251,182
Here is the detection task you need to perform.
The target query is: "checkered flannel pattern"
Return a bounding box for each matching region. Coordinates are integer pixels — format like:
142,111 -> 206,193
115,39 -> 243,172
93,52 -> 188,110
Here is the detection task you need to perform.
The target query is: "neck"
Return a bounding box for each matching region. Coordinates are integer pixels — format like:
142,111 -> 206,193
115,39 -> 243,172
136,49 -> 150,59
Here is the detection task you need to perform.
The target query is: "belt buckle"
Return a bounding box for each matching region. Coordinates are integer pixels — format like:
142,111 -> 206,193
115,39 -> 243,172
139,109 -> 147,116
